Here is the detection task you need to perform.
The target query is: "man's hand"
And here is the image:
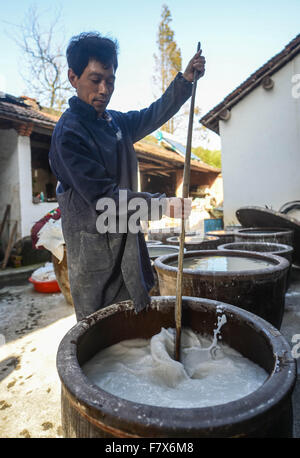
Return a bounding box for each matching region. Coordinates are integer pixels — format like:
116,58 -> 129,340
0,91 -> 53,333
165,197 -> 192,219
183,48 -> 206,82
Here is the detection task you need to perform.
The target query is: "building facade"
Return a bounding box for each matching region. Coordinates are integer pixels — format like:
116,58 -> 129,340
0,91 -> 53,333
201,34 -> 300,226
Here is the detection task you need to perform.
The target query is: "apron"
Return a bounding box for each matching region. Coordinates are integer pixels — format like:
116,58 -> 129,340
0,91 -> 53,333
57,185 -> 153,322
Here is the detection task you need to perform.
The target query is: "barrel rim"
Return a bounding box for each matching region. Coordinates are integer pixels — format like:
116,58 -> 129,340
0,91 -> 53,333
147,244 -> 180,252
154,249 -> 290,278
147,244 -> 186,260
166,235 -> 219,244
206,230 -> 237,236
235,227 -> 294,237
148,228 -> 193,234
56,296 -> 296,437
218,241 -> 294,256
146,239 -> 163,245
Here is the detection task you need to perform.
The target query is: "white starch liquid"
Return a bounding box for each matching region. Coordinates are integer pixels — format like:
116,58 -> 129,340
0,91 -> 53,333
169,255 -> 274,272
82,326 -> 268,408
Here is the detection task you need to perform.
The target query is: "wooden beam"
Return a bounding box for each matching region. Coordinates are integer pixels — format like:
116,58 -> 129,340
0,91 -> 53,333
32,126 -> 53,136
0,205 -> 10,239
142,168 -> 174,174
146,171 -> 170,177
139,163 -> 177,171
137,154 -> 177,167
138,160 -> 182,171
1,221 -> 17,269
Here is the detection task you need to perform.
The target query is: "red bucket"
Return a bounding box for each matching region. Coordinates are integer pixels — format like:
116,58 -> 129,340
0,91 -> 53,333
29,277 -> 61,293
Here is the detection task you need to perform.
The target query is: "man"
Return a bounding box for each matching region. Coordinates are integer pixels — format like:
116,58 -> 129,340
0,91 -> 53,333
49,32 -> 205,321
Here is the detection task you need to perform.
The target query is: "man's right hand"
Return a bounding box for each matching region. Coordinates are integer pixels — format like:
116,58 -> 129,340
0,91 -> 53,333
183,49 -> 206,82
165,197 -> 192,219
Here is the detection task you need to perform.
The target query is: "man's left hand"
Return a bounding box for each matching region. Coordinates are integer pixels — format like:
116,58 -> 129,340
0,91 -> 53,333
183,48 -> 206,82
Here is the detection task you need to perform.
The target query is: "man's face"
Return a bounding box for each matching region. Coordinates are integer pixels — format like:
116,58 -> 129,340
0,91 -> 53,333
68,59 -> 115,116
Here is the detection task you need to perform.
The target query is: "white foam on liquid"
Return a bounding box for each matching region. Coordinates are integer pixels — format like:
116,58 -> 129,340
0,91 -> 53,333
82,316 -> 268,408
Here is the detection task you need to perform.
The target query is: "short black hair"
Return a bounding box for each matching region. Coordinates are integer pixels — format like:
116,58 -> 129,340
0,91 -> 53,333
66,32 -> 119,77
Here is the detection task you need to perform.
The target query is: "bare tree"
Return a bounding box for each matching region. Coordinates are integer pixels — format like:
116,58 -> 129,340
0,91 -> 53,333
6,4 -> 72,111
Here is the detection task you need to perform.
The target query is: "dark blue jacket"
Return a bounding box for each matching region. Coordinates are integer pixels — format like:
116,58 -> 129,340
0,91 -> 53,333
49,72 -> 192,320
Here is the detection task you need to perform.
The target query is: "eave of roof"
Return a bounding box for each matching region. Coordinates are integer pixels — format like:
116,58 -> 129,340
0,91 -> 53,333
134,140 -> 220,174
0,98 -> 58,130
200,33 -> 300,135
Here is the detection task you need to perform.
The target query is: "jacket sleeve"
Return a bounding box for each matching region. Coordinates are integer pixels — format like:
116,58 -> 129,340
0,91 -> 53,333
50,122 -> 166,220
122,72 -> 193,143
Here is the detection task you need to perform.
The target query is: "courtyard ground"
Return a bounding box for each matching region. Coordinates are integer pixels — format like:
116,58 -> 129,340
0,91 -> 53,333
0,264 -> 299,438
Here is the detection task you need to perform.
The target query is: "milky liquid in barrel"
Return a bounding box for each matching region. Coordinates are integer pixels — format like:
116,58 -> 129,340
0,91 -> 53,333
169,255 -> 274,271
171,236 -> 212,243
82,327 -> 268,408
148,246 -> 179,258
184,236 -> 212,243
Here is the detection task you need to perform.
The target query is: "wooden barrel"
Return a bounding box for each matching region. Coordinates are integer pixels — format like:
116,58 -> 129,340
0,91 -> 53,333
147,245 -> 181,296
57,297 -> 296,438
217,241 -> 294,289
217,241 -> 293,263
155,250 -> 290,329
235,227 -> 294,247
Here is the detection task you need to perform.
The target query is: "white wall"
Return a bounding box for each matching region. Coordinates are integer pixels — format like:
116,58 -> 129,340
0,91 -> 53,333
0,129 -> 21,244
220,54 -> 300,225
17,135 -> 57,238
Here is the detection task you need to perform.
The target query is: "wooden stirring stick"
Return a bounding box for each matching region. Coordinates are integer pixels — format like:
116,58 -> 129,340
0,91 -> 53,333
175,42 -> 201,361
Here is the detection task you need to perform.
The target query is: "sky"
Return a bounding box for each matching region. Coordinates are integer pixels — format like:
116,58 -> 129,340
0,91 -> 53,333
0,0 -> 299,150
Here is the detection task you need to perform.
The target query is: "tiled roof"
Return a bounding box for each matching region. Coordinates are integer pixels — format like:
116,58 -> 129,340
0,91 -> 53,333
134,140 -> 220,173
200,34 -> 300,134
0,94 -> 58,129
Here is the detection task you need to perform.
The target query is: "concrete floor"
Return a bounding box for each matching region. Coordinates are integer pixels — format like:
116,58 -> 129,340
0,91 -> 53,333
0,281 -> 76,438
0,267 -> 299,438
